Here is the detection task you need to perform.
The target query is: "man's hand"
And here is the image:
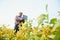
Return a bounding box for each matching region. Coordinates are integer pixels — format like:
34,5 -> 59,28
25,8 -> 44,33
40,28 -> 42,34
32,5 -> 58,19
15,18 -> 20,22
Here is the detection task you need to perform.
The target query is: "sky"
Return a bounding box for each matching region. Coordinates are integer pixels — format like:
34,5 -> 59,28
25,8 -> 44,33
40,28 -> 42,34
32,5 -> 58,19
0,0 -> 60,29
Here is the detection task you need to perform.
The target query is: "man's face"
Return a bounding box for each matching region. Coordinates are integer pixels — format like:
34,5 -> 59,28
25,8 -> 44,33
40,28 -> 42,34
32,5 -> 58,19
19,12 -> 23,17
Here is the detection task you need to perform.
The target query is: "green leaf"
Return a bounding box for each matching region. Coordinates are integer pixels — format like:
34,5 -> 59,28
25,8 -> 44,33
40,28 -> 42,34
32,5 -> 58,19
50,18 -> 57,24
54,19 -> 60,28
52,19 -> 60,31
46,4 -> 48,12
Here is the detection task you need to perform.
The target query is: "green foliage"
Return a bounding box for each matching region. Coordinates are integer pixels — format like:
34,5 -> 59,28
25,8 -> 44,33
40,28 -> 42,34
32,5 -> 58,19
52,19 -> 60,31
53,27 -> 60,40
37,14 -> 48,25
0,14 -> 60,40
46,4 -> 48,12
50,18 -> 57,24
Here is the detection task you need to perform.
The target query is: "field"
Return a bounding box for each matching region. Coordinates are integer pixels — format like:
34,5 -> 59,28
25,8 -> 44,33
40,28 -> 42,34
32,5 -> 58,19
0,14 -> 60,40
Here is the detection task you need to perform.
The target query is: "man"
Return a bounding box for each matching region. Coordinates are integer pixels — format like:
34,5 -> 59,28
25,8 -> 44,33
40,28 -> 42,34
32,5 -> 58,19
14,12 -> 24,33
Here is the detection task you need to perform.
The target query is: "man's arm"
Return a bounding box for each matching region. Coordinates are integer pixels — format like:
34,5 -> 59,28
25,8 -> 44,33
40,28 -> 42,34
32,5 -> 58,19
15,16 -> 20,22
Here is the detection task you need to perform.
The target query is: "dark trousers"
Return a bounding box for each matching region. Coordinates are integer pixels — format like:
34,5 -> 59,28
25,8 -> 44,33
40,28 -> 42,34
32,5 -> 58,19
14,24 -> 19,33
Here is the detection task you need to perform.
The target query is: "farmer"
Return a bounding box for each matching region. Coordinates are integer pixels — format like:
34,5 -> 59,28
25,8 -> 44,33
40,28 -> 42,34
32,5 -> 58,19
14,12 -> 25,33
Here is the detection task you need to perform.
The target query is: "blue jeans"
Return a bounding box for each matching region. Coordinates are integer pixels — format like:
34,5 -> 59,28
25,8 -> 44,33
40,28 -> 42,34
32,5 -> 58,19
14,24 -> 19,33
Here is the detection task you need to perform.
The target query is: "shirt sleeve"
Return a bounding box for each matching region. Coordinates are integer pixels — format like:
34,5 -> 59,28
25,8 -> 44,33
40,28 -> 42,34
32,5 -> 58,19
16,16 -> 23,20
